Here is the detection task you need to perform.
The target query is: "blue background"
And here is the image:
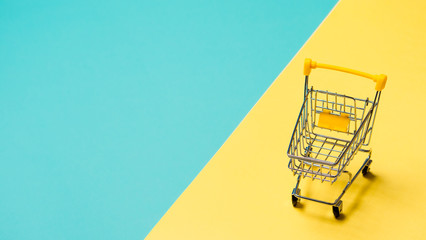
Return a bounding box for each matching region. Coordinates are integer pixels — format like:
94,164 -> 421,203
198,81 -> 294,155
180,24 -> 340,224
0,1 -> 336,239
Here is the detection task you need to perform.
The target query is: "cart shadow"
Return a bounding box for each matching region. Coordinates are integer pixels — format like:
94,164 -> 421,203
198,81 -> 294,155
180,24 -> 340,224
335,213 -> 346,221
294,202 -> 305,209
333,172 -> 378,222
343,172 -> 378,218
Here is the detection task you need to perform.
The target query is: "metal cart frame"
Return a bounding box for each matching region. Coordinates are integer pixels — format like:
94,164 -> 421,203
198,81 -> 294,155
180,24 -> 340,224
287,59 -> 387,218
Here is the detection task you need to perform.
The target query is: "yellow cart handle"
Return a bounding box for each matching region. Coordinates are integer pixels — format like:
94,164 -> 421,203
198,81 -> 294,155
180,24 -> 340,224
303,58 -> 387,91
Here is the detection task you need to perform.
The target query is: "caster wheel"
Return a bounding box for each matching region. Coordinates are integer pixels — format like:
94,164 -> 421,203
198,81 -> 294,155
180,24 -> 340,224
362,159 -> 373,176
291,188 -> 301,207
292,195 -> 299,207
332,200 -> 343,218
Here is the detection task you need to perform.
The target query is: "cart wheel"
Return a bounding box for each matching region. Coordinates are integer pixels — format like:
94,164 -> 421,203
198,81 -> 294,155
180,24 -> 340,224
291,188 -> 301,207
362,159 -> 372,176
292,195 -> 299,207
332,200 -> 343,218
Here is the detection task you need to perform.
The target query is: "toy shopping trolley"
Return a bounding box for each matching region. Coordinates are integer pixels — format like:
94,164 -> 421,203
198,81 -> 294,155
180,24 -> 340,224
287,59 -> 387,218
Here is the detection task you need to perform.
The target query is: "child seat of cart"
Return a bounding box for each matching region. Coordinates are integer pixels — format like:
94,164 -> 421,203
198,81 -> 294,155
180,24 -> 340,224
318,110 -> 350,133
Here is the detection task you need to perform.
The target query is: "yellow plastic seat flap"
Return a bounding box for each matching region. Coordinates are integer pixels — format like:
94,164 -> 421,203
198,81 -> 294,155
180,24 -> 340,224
318,110 -> 350,132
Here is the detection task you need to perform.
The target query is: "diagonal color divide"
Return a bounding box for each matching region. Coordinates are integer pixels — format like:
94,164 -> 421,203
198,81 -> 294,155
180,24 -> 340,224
146,0 -> 426,239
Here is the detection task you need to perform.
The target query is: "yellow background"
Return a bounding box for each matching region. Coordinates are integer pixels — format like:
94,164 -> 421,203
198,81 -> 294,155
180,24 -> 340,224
146,0 -> 426,239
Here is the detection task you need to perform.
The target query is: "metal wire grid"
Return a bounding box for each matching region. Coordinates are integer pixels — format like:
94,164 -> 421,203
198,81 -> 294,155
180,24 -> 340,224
287,88 -> 377,183
310,89 -> 372,136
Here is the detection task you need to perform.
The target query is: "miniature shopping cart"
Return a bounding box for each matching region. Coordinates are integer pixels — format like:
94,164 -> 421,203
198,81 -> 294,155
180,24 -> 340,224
287,59 -> 387,218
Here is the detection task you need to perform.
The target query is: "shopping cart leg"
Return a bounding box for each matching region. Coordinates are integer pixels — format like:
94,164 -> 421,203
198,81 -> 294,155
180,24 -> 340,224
291,188 -> 301,207
291,175 -> 302,207
332,200 -> 343,218
361,149 -> 372,176
362,159 -> 373,176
